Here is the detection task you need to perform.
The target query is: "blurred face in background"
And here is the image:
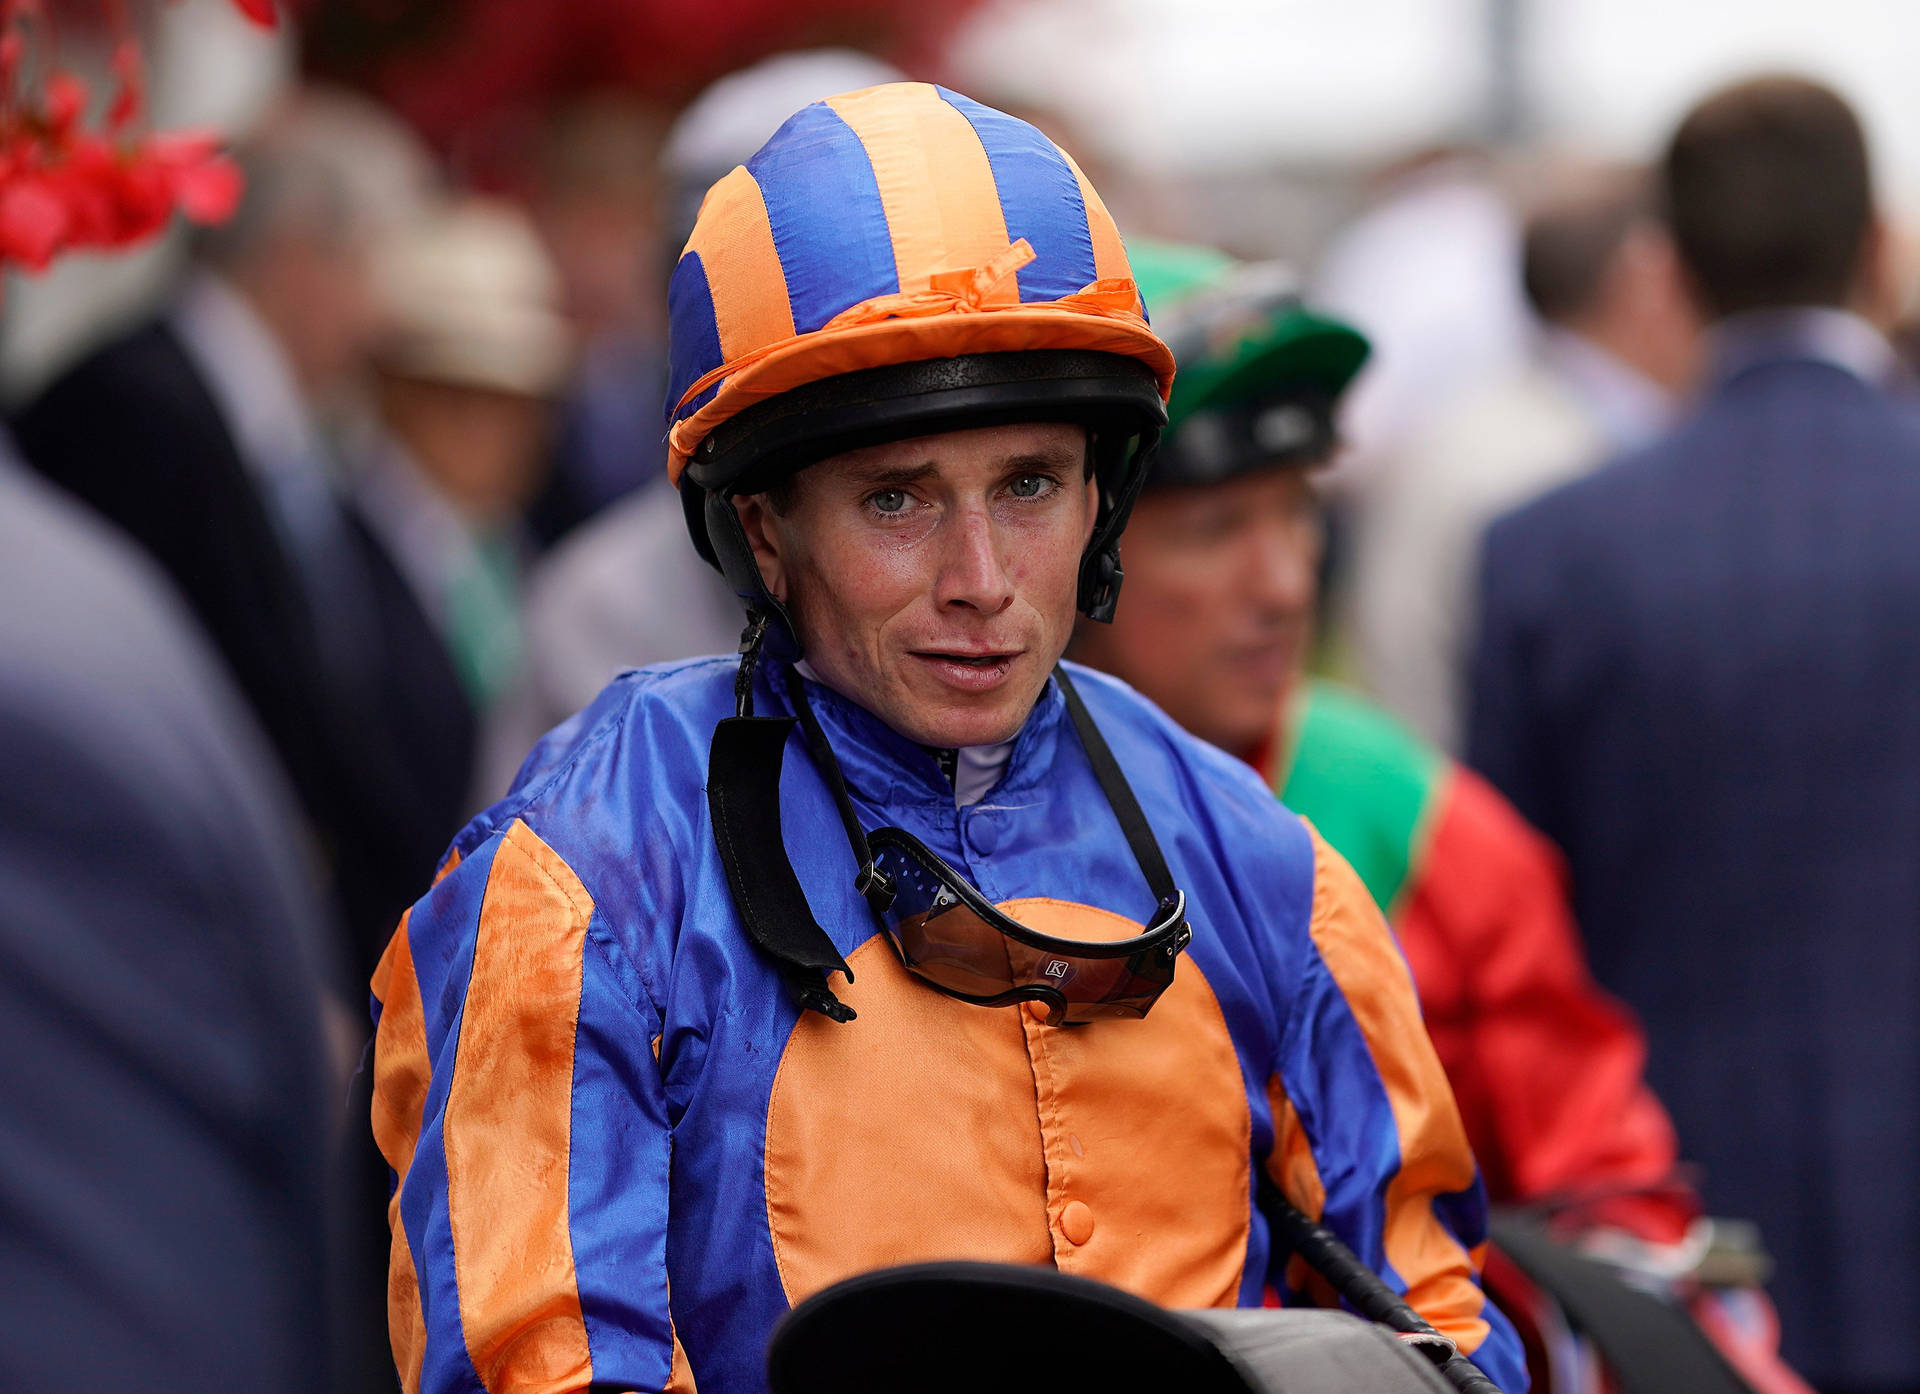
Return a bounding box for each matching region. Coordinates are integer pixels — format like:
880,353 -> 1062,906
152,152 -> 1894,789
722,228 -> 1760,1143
1566,221 -> 1702,395
236,225 -> 386,395
736,422 -> 1098,749
1073,463 -> 1321,758
376,374 -> 554,522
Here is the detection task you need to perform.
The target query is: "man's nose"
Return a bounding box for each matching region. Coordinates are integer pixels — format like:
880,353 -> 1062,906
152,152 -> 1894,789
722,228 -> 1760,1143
936,506 -> 1016,615
1245,516 -> 1317,613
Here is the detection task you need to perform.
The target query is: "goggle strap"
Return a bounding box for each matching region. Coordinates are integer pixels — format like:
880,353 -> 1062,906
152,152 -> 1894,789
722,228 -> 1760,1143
784,666 -> 886,897
1053,665 -> 1178,908
706,710 -> 858,1022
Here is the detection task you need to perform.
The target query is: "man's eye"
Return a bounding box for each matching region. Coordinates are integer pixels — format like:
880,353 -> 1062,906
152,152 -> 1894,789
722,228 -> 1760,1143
868,489 -> 909,514
1008,473 -> 1052,499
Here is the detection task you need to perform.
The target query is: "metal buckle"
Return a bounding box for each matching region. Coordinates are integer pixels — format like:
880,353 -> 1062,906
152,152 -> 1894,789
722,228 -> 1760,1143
853,861 -> 896,910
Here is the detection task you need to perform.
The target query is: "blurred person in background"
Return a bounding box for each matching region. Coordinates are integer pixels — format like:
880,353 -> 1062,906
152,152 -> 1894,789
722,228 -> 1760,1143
1352,165 -> 1700,751
356,197 -> 572,814
521,95 -> 671,547
1469,76 -> 1919,1393
1309,150 -> 1532,506
481,49 -> 902,798
1070,243 -> 1808,1394
9,86 -> 461,978
0,443 -> 341,1394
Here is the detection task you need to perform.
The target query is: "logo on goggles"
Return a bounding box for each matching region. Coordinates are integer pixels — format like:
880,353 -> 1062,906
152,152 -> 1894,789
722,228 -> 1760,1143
1043,959 -> 1075,982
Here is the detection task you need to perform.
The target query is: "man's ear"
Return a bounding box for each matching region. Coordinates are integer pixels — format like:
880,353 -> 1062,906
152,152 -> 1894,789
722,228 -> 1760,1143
1080,470 -> 1102,548
1852,214 -> 1904,330
733,494 -> 788,603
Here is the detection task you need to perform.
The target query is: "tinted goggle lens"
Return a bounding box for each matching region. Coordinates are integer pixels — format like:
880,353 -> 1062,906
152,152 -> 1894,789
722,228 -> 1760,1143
866,836 -> 1191,1025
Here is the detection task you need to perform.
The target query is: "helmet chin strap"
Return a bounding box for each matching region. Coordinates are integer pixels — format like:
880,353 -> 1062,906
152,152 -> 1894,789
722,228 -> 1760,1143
1078,424 -> 1161,624
704,488 -> 804,661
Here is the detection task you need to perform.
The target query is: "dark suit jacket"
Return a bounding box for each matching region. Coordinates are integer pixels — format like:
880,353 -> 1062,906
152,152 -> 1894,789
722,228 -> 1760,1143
12,320 -> 475,976
1469,352 -> 1920,1386
0,458 -> 339,1392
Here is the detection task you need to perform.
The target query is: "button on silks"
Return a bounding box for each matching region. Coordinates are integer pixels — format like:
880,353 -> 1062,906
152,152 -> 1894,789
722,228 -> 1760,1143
966,813 -> 999,857
1025,999 -> 1051,1022
1060,1201 -> 1095,1246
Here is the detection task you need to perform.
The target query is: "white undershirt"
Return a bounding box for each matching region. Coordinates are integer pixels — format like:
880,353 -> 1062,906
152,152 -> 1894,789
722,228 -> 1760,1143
950,741 -> 1014,808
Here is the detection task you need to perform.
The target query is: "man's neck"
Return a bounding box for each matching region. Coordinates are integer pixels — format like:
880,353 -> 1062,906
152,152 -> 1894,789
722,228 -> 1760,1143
1709,304 -> 1895,385
793,657 -> 1023,808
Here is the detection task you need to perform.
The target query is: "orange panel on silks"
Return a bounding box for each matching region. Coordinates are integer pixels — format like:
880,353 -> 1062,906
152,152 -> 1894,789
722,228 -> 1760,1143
765,910 -> 1250,1310
371,849 -> 460,1394
448,822 -> 595,1393
1299,824 -> 1493,1356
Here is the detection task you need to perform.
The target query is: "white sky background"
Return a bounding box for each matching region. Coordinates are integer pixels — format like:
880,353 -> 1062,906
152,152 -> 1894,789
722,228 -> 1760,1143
950,0 -> 1920,204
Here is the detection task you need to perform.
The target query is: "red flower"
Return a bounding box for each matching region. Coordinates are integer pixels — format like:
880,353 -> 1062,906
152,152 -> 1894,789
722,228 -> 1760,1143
149,130 -> 243,225
0,1 -> 253,275
230,0 -> 276,29
0,173 -> 65,269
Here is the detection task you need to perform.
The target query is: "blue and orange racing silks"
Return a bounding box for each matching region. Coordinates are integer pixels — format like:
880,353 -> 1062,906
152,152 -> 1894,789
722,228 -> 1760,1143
371,658 -> 1528,1394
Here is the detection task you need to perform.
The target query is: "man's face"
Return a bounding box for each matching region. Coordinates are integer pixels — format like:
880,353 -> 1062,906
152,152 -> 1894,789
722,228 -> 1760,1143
736,421 -> 1098,749
1072,464 -> 1321,758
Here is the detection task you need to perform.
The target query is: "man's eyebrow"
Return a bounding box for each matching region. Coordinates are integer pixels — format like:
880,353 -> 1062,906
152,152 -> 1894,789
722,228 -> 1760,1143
1002,446 -> 1083,472
843,461 -> 940,488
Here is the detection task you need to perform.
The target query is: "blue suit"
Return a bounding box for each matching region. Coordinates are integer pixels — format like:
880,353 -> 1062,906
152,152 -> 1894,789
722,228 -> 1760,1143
1469,332 -> 1920,1388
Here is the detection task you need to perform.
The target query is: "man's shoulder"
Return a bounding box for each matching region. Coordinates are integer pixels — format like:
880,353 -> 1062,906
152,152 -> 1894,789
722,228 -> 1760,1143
1476,425 -> 1676,598
1291,681 -> 1443,785
1281,682 -> 1446,914
465,657 -> 738,855
1060,661 -> 1313,853
20,320 -> 204,422
1490,368 -> 1920,569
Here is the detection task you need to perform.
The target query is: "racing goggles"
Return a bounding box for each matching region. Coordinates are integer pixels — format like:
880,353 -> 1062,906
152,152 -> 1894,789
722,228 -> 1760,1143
861,828 -> 1191,1025
786,662 -> 1194,1025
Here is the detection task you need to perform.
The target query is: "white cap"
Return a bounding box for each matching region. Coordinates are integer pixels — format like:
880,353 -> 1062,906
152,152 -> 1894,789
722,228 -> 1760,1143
662,48 -> 905,242
373,198 -> 572,398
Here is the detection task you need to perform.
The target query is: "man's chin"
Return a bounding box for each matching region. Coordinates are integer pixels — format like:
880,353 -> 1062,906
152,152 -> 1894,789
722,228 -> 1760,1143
887,668 -> 1048,748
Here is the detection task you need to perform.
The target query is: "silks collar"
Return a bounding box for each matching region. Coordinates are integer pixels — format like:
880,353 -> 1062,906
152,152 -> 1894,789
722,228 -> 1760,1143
766,659 -> 1065,816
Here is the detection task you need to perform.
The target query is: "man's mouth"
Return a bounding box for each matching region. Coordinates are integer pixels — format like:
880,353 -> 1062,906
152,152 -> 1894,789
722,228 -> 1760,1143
909,649 -> 1023,691
918,651 -> 1015,667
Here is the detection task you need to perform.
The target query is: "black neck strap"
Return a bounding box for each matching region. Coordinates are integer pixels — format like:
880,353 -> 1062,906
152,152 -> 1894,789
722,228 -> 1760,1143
1050,665 -> 1177,907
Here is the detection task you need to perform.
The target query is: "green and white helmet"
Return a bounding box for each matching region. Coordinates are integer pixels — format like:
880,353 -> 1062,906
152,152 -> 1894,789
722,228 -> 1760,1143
1131,239 -> 1371,489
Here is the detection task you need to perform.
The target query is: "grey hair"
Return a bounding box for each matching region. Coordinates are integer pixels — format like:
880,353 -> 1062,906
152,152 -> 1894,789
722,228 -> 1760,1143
195,85 -> 438,270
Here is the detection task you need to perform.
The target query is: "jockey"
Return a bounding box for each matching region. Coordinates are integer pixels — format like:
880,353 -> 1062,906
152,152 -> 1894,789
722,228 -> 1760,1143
370,85 -> 1525,1394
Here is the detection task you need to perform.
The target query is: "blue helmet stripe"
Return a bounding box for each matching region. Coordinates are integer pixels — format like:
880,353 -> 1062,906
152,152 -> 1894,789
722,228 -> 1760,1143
748,102 -> 899,335
934,86 -> 1098,303
665,250 -> 723,425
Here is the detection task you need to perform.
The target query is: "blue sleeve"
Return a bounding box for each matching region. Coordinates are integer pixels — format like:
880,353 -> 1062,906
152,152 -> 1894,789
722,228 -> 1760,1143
1266,826 -> 1529,1392
371,818 -> 679,1394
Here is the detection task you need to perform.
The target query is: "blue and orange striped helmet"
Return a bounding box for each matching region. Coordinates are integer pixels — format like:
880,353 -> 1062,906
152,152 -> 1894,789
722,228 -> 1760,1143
667,81 -> 1176,628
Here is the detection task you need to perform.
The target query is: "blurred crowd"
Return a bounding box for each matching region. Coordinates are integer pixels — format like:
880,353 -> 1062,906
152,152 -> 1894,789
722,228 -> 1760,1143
5,9 -> 1920,1394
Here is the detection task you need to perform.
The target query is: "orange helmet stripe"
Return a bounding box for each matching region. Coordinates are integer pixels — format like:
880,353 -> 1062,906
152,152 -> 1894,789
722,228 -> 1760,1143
685,166 -> 795,366
825,82 -> 1014,305
1059,146 -> 1137,298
